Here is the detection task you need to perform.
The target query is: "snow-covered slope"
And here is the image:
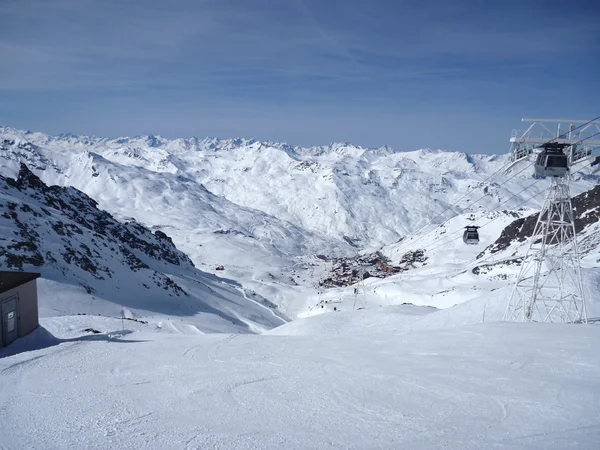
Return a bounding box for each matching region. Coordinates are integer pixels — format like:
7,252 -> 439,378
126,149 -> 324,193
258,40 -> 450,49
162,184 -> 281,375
3,126 -> 596,252
299,179 -> 600,321
0,164 -> 286,333
1,126 -> 598,318
1,313 -> 600,449
1,127 -> 600,449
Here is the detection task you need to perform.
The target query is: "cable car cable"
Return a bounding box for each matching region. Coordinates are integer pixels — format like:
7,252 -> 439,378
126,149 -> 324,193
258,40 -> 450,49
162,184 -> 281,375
419,187 -> 543,264
423,178 -> 543,255
392,159 -> 535,257
413,128 -> 600,257
390,153 -> 522,247
391,123 -> 600,259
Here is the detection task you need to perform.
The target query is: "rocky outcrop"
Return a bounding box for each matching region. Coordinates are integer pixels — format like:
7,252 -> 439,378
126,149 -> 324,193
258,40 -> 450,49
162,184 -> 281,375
0,164 -> 193,296
480,184 -> 600,257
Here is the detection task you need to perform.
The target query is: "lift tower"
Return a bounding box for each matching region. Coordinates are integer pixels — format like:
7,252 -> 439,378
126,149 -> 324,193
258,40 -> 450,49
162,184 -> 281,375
504,121 -> 591,323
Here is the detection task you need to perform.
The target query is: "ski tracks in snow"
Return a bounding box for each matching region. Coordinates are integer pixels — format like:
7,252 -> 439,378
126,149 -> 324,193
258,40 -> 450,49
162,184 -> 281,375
238,287 -> 287,325
0,341 -> 84,377
1,354 -> 47,377
223,375 -> 282,410
165,320 -> 204,335
207,334 -> 239,363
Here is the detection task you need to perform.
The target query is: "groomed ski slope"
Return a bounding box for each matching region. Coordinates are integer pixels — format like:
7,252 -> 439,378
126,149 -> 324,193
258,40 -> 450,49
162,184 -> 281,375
1,310 -> 600,450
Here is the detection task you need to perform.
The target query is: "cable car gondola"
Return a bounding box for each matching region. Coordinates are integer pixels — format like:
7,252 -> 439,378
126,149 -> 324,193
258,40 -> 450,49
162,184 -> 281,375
591,156 -> 600,174
534,143 -> 569,178
463,226 -> 479,245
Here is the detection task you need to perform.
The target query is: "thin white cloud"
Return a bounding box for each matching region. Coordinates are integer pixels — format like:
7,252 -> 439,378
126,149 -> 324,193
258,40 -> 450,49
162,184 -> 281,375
2,0 -> 597,92
1,0 -> 598,156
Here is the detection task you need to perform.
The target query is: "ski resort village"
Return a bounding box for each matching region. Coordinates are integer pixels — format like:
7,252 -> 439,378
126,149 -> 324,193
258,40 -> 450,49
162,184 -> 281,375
1,119 -> 599,449
2,1 -> 600,448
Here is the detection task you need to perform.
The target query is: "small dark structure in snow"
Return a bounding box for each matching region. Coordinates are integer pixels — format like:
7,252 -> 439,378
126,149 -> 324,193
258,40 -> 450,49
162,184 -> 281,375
0,271 -> 41,347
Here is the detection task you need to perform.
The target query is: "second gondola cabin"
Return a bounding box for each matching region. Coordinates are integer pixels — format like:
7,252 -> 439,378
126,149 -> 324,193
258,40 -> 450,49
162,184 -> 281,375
534,143 -> 569,178
463,226 -> 480,245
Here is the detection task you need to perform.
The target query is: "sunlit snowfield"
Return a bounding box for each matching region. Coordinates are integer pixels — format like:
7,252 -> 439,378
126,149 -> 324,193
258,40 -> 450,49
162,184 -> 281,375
1,309 -> 600,450
1,127 -> 600,448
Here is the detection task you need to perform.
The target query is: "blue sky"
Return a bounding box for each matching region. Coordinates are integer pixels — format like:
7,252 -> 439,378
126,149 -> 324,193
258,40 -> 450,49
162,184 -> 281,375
1,0 -> 599,154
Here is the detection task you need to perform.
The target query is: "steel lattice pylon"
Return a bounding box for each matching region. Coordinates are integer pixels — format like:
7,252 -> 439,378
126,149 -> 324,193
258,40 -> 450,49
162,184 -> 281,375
504,177 -> 587,323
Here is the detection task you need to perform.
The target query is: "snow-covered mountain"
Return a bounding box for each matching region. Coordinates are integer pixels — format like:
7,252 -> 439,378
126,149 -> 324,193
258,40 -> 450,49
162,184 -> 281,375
1,126 -> 598,319
6,125 -> 590,250
0,164 -> 286,333
2,127 -> 600,450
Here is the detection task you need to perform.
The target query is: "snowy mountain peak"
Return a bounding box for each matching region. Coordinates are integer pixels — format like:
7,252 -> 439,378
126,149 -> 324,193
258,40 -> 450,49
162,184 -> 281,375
1,126 -> 598,250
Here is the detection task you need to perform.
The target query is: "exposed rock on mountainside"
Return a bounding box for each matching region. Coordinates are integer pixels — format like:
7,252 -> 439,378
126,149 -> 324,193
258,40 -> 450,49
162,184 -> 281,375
480,184 -> 600,257
0,164 -> 288,331
0,164 -> 193,296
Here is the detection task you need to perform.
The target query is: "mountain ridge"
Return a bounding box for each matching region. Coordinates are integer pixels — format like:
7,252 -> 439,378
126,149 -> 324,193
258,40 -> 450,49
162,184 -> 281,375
0,163 -> 287,332
1,124 -> 495,159
1,125 -> 598,318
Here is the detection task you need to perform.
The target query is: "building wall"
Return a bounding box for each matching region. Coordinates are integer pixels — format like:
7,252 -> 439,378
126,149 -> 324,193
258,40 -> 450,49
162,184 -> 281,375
18,280 -> 39,337
0,280 -> 39,346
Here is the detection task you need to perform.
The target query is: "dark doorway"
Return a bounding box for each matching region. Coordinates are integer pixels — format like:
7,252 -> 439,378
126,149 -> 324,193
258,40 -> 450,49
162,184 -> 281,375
2,296 -> 18,346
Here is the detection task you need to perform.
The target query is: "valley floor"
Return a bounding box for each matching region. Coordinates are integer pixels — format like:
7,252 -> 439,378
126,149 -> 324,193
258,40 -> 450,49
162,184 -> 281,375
1,311 -> 599,450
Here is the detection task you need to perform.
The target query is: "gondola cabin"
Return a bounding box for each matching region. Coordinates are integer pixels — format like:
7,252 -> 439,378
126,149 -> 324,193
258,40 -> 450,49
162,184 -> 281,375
463,226 -> 480,245
534,143 -> 569,178
592,156 -> 600,174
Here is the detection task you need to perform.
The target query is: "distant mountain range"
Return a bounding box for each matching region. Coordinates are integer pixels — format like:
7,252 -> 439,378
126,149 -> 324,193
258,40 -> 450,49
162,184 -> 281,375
1,125 -> 598,320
